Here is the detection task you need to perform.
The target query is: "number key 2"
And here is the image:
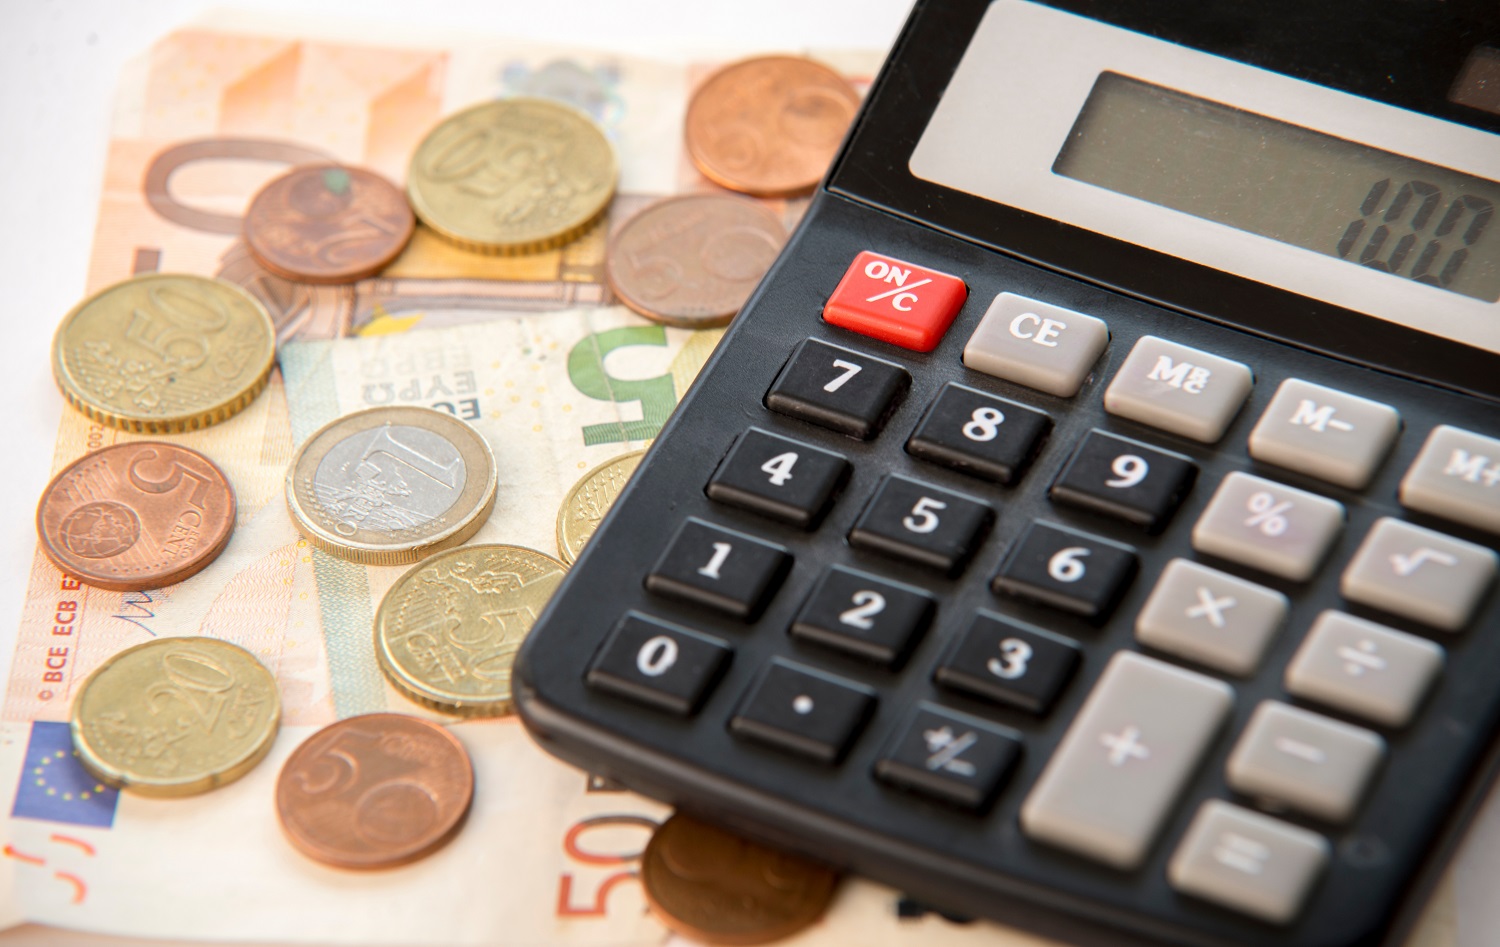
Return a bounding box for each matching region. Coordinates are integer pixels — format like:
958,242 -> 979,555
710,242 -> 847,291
706,427 -> 851,529
765,338 -> 910,439
906,383 -> 1052,485
1050,429 -> 1198,533
646,518 -> 792,620
934,611 -> 1081,714
992,521 -> 1138,620
790,566 -> 936,669
850,474 -> 995,576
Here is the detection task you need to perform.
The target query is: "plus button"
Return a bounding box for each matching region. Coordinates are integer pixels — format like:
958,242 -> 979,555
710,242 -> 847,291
1100,725 -> 1151,767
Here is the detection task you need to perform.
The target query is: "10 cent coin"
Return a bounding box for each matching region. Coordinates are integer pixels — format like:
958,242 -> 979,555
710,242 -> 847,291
556,450 -> 644,565
244,164 -> 415,284
286,406 -> 497,565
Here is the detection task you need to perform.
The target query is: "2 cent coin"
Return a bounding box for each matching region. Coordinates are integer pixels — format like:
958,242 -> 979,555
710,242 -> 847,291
244,165 -> 415,284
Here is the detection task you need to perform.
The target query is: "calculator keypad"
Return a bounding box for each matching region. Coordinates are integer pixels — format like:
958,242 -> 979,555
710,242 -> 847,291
1284,611 -> 1444,727
729,658 -> 877,764
874,703 -> 1023,812
848,474 -> 994,575
646,518 -> 791,620
1049,429 -> 1197,533
585,612 -> 733,716
1191,472 -> 1345,581
790,566 -> 935,669
765,337 -> 910,439
706,427 -> 851,529
905,383 -> 1050,485
933,611 -> 1080,714
992,521 -> 1138,620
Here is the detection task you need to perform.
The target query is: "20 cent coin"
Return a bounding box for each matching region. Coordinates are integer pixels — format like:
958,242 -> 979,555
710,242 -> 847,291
52,274 -> 277,433
245,165 -> 415,284
286,406 -> 497,566
556,451 -> 643,565
71,636 -> 280,797
375,545 -> 566,716
276,713 -> 474,869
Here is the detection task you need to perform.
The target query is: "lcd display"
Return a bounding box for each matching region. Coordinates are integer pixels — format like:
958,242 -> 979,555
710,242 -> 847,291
1054,73 -> 1500,302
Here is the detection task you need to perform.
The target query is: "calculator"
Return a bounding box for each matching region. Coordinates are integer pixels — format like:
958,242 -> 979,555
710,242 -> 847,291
515,1 -> 1500,944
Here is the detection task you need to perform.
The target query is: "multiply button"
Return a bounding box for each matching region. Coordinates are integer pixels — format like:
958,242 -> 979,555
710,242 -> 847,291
1103,336 -> 1253,443
729,658 -> 877,764
1134,559 -> 1288,676
874,703 -> 1023,812
1247,379 -> 1400,489
822,251 -> 967,352
1400,425 -> 1500,535
1191,472 -> 1345,581
962,293 -> 1109,396
1341,517 -> 1497,632
1284,611 -> 1444,728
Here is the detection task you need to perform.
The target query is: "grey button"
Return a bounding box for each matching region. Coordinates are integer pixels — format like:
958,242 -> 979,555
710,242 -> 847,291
962,293 -> 1109,397
1226,701 -> 1385,823
1102,335 -> 1253,443
1284,611 -> 1444,727
1168,799 -> 1329,925
1135,558 -> 1288,676
1019,651 -> 1233,869
1191,472 -> 1346,581
1246,378 -> 1400,489
1341,517 -> 1498,632
1400,425 -> 1500,535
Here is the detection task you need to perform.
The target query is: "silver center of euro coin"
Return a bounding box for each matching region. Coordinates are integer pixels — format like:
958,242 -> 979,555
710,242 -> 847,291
313,423 -> 467,536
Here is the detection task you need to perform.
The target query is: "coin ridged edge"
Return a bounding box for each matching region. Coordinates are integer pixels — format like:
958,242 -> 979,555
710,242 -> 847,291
69,637 -> 282,798
555,450 -> 645,565
421,204 -> 608,257
51,275 -> 278,433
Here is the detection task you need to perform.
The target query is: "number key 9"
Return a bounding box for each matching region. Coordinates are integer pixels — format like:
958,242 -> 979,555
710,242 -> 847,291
1050,429 -> 1199,533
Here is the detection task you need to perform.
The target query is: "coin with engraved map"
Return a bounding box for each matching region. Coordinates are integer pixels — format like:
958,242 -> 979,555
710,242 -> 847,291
406,97 -> 617,254
607,196 -> 787,328
275,713 -> 474,869
684,56 -> 859,198
557,450 -> 644,564
286,406 -> 497,565
244,164 -> 415,284
51,274 -> 277,432
375,545 -> 567,716
71,637 -> 281,797
641,813 -> 841,944
37,442 -> 236,590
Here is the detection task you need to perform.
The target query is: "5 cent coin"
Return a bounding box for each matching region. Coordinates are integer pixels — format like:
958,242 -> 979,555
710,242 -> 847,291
37,442 -> 236,590
685,56 -> 859,198
71,637 -> 280,797
276,713 -> 474,869
641,812 -> 840,945
606,196 -> 786,328
285,406 -> 497,566
52,274 -> 277,433
375,545 -> 566,716
556,451 -> 643,565
407,98 -> 617,254
245,165 -> 415,284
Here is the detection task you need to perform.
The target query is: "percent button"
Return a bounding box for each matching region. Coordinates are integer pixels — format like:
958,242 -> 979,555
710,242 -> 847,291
1192,472 -> 1346,581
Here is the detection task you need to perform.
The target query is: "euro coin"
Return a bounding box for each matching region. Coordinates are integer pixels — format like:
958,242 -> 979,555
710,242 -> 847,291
37,442 -> 236,591
52,274 -> 277,433
556,451 -> 644,565
641,813 -> 841,945
285,406 -> 497,566
71,637 -> 280,797
276,713 -> 474,869
244,164 -> 415,284
606,196 -> 787,328
375,545 -> 566,716
406,98 -> 617,254
685,56 -> 859,198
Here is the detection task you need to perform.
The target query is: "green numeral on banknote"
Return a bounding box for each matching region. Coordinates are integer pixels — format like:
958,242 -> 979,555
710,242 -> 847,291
568,327 -> 677,445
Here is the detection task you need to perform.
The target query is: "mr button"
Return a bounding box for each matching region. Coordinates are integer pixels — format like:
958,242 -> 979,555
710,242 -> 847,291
823,251 -> 967,352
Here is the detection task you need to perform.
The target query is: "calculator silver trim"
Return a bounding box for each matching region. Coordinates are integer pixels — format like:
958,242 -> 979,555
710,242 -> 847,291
910,0 -> 1500,355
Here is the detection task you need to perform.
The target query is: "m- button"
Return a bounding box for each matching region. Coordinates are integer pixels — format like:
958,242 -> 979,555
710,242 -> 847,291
963,293 -> 1109,396
1248,379 -> 1400,489
823,251 -> 967,352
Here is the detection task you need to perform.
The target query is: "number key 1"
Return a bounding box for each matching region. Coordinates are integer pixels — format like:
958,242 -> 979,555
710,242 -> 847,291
646,518 -> 792,620
1049,429 -> 1198,533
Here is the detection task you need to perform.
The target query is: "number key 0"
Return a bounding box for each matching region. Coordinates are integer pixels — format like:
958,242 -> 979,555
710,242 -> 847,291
1050,429 -> 1198,533
586,611 -> 733,716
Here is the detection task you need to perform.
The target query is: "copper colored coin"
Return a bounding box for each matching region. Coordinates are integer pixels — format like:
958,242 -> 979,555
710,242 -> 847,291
36,442 -> 236,591
244,165 -> 415,284
641,813 -> 840,945
276,713 -> 474,869
606,195 -> 787,328
685,56 -> 860,198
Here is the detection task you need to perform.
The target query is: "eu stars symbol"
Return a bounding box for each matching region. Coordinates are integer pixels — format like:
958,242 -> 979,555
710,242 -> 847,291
12,721 -> 119,828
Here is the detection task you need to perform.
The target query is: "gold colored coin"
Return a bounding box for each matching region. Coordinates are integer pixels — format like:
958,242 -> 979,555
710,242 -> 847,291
375,545 -> 567,716
556,451 -> 645,565
52,274 -> 277,433
407,98 -> 617,254
286,406 -> 498,566
70,636 -> 281,797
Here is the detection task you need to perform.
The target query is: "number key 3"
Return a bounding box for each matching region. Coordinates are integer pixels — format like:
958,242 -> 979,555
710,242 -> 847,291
935,611 -> 1081,714
1050,429 -> 1198,533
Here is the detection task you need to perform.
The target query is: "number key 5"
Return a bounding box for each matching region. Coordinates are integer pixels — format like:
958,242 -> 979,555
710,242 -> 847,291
849,475 -> 994,576
706,427 -> 851,529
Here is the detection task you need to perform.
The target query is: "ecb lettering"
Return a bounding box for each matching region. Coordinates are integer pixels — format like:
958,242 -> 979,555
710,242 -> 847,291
567,327 -> 677,446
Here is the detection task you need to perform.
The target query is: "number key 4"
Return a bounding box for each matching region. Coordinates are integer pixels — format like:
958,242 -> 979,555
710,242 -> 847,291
1050,429 -> 1198,533
706,427 -> 851,529
993,521 -> 1139,621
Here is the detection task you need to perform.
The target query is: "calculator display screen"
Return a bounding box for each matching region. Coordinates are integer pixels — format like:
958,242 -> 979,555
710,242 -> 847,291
1054,74 -> 1500,303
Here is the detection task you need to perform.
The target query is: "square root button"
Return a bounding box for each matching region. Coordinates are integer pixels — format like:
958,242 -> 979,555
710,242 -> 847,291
823,251 -> 967,352
963,293 -> 1109,396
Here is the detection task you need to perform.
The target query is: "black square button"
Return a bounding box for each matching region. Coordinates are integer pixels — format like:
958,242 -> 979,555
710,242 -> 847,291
729,658 -> 877,764
874,702 -> 1023,811
790,566 -> 936,669
646,518 -> 791,620
906,383 -> 1051,485
992,521 -> 1138,621
933,611 -> 1081,714
765,338 -> 910,439
586,612 -> 732,716
849,475 -> 994,576
706,427 -> 851,529
1049,429 -> 1198,533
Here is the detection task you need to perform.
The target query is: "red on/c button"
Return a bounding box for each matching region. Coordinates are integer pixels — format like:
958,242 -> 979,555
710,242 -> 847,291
822,251 -> 968,352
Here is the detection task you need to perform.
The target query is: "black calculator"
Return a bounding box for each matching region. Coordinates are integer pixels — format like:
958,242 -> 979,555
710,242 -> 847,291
516,2 -> 1500,944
